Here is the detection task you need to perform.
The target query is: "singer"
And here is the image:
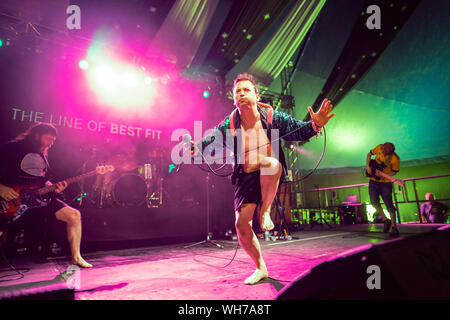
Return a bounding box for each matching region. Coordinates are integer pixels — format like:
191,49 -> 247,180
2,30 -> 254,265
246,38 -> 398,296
190,73 -> 334,284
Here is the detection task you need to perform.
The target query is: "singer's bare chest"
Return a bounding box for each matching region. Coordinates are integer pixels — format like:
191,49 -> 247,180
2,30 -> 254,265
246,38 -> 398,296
239,119 -> 272,171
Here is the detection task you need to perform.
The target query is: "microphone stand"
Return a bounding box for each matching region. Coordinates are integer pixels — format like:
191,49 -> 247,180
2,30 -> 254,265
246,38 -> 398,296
76,148 -> 99,207
77,152 -> 94,207
310,184 -> 332,230
184,173 -> 223,249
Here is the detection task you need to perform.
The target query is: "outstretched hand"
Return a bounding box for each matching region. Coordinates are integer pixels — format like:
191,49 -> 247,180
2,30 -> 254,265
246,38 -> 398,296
308,98 -> 335,127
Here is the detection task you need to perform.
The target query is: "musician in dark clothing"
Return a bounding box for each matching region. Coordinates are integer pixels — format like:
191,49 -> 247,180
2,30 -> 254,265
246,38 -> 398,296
366,142 -> 400,236
0,123 -> 92,268
420,193 -> 448,223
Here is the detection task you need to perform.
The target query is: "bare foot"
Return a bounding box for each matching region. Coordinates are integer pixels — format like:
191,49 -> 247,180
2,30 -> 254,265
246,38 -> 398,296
72,256 -> 93,268
244,268 -> 269,285
258,204 -> 274,231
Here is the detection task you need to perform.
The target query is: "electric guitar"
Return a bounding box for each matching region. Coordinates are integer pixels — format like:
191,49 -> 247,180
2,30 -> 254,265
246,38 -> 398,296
0,165 -> 114,223
365,159 -> 404,188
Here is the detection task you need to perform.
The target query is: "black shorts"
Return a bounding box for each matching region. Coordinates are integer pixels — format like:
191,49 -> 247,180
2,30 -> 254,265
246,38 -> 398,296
0,198 -> 68,231
234,169 -> 262,212
38,198 -> 68,215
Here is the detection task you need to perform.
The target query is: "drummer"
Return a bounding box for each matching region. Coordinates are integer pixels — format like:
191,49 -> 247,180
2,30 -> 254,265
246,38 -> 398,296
111,143 -> 139,173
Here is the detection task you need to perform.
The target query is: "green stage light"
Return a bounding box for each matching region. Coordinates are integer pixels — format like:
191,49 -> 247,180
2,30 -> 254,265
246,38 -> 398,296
78,59 -> 89,70
366,203 -> 391,222
0,39 -> 3,47
203,90 -> 210,98
168,164 -> 176,174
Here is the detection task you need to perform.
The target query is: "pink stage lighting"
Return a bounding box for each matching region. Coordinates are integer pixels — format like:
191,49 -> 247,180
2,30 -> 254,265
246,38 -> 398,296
144,76 -> 152,85
83,55 -> 156,110
291,145 -> 317,160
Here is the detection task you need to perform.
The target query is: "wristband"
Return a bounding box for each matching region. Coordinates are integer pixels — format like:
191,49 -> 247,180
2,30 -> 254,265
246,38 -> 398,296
312,121 -> 322,132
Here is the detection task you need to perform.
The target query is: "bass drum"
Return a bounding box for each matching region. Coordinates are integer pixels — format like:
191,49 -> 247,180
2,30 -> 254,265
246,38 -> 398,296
112,174 -> 147,207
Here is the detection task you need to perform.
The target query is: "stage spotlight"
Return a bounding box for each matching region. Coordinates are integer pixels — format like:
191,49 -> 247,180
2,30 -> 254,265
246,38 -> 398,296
93,65 -> 119,90
0,39 -> 3,47
203,90 -> 210,98
85,46 -> 156,109
144,76 -> 152,85
123,73 -> 139,87
78,59 -> 89,69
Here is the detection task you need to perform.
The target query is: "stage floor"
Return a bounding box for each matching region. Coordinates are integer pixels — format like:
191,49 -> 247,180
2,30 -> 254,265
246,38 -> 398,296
0,223 -> 443,300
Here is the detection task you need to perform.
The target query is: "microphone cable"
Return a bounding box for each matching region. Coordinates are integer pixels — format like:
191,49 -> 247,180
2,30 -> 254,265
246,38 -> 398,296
0,246 -> 30,282
186,241 -> 242,269
183,126 -> 327,269
196,126 -> 327,182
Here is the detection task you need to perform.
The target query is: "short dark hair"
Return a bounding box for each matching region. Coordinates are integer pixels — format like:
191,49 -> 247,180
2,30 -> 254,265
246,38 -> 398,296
233,73 -> 259,94
14,122 -> 58,143
383,142 -> 395,154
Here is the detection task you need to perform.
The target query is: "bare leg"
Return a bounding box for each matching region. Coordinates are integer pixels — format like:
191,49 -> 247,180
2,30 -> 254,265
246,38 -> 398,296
55,207 -> 92,268
235,204 -> 268,284
258,157 -> 282,231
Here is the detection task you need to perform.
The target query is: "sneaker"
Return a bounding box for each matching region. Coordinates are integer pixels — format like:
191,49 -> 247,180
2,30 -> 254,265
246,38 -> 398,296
390,226 -> 400,237
383,219 -> 392,233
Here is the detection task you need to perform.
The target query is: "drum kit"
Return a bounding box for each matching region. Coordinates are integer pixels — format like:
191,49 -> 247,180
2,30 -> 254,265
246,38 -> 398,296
66,144 -> 166,209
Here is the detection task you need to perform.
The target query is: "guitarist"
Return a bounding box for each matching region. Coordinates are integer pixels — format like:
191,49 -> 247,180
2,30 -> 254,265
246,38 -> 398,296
0,123 -> 92,268
366,142 -> 400,236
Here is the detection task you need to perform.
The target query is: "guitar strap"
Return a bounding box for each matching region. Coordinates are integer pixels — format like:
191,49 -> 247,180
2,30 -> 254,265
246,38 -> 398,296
39,153 -> 51,178
382,154 -> 393,169
39,153 -> 52,200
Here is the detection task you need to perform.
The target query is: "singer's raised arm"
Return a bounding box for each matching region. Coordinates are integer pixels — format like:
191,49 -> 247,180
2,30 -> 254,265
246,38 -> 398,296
272,110 -> 317,142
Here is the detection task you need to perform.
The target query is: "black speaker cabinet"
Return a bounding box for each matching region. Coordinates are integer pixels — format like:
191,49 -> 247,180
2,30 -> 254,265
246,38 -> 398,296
0,280 -> 74,300
276,225 -> 450,299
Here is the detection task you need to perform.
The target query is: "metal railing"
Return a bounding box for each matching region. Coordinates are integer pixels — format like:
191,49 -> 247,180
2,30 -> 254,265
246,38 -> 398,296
295,173 -> 450,224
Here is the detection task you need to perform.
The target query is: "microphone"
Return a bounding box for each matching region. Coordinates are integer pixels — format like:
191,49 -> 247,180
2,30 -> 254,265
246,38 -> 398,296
182,134 -> 192,148
176,134 -> 193,173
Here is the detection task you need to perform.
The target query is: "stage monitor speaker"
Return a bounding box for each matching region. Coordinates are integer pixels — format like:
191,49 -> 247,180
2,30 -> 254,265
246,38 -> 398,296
276,225 -> 450,299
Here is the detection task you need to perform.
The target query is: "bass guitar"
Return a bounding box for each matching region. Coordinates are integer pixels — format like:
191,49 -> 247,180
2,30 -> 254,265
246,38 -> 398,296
365,159 -> 403,188
0,165 -> 114,223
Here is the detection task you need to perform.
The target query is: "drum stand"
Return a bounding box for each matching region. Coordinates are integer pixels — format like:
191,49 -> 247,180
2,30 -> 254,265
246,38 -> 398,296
146,179 -> 162,208
98,177 -> 110,208
310,185 -> 332,230
144,163 -> 163,208
184,173 -> 223,249
77,155 -> 99,207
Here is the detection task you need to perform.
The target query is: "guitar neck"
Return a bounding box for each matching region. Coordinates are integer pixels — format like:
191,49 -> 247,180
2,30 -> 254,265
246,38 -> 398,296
37,170 -> 98,196
375,170 -> 403,187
